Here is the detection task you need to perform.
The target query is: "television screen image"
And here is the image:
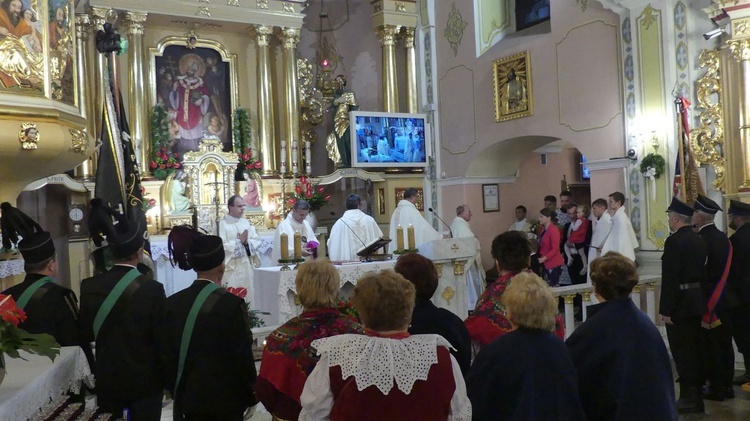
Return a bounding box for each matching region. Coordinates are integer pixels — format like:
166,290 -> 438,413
516,0 -> 550,31
580,154 -> 590,181
350,111 -> 429,168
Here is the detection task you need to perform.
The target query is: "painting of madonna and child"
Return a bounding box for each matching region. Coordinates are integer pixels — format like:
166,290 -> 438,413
154,44 -> 233,161
350,111 -> 429,168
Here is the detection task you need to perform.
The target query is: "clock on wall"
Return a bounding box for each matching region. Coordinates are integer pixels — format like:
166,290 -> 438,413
67,204 -> 88,239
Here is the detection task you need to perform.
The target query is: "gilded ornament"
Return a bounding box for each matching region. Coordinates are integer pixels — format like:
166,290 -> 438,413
280,28 -> 300,50
373,1 -> 382,13
198,0 -> 210,3
729,39 -> 750,61
196,6 -> 211,17
494,51 -> 533,122
442,287 -> 455,305
378,25 -> 398,47
444,3 -> 467,57
577,0 -> 588,11
257,0 -> 268,9
646,283 -> 656,291
582,291 -> 592,301
283,3 -> 294,13
690,49 -> 725,192
632,285 -> 641,294
403,27 -> 416,48
563,294 -> 576,305
18,123 -> 39,150
326,90 -> 358,167
451,243 -> 459,253
124,12 -> 148,36
451,259 -> 467,276
75,14 -> 92,40
253,25 -> 273,47
396,2 -> 406,12
639,5 -> 659,30
435,262 -> 444,277
185,30 -> 199,49
297,58 -> 324,127
69,129 -> 88,154
734,18 -> 750,38
228,0 -> 240,5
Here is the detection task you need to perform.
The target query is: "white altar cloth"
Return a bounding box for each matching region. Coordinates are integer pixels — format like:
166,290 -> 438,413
0,346 -> 93,421
0,258 -> 23,279
149,233 -> 274,296
254,260 -> 397,325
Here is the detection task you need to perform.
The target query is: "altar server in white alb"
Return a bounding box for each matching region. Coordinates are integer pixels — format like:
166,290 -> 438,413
328,194 -> 383,261
450,205 -> 486,308
273,199 -> 318,262
601,192 -> 639,262
389,188 -> 441,249
219,195 -> 262,304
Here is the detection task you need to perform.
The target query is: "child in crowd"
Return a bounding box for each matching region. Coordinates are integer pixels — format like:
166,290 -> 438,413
565,204 -> 590,276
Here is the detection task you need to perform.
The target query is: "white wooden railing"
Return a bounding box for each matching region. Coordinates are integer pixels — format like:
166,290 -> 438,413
551,275 -> 661,339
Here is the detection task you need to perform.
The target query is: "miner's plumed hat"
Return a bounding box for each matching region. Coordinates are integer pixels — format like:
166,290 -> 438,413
18,231 -> 55,264
110,220 -> 146,258
191,235 -> 225,272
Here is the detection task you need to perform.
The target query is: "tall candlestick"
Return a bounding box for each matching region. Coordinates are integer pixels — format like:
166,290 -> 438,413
396,225 -> 404,250
294,231 -> 302,259
280,232 -> 289,259
305,141 -> 311,162
280,140 -> 287,164
292,140 -> 298,165
407,224 -> 415,249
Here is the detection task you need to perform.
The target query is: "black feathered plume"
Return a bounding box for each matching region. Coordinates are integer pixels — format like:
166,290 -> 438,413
95,23 -> 122,55
0,202 -> 42,250
88,198 -> 125,247
168,225 -> 203,271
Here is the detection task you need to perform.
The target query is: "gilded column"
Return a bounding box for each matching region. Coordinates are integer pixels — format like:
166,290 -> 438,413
729,38 -> 750,191
403,27 -> 418,113
378,25 -> 400,113
89,7 -> 109,145
252,25 -> 276,176
280,27 -> 301,174
124,12 -> 150,177
74,13 -> 95,179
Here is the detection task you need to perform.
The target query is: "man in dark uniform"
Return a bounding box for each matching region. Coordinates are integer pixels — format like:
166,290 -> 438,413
160,227 -> 257,420
2,231 -> 79,346
660,197 -> 708,414
727,200 -> 750,385
79,222 -> 166,420
692,195 -> 737,400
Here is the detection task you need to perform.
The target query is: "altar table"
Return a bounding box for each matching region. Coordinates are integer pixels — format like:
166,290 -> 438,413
0,347 -> 94,421
254,260 -> 397,326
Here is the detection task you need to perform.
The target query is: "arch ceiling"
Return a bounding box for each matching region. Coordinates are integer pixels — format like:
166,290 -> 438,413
464,136 -> 562,178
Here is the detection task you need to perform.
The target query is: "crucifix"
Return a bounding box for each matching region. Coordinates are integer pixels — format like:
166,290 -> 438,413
205,168 -> 226,235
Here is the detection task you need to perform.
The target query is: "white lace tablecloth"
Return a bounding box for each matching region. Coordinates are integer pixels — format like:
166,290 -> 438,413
0,259 -> 24,279
254,260 -> 396,325
149,234 -> 275,296
0,346 -> 94,421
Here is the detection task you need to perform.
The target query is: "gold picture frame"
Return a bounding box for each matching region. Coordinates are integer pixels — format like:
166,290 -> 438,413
493,51 -> 533,122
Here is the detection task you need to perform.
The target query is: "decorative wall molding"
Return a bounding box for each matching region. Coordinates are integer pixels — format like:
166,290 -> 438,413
437,176 -> 517,187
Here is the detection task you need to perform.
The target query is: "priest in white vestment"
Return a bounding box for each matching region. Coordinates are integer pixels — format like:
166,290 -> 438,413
272,200 -> 318,262
328,194 -> 383,261
601,192 -> 639,262
450,205 -> 486,309
508,205 -> 533,234
388,188 -> 441,249
219,195 -> 262,305
587,198 -> 612,284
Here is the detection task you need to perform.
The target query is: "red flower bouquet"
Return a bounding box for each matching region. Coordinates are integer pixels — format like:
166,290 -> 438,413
0,295 -> 60,362
337,300 -> 359,323
150,146 -> 181,180
287,176 -> 330,212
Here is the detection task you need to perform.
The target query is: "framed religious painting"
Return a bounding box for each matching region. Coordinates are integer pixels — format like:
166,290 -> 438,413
493,51 -> 533,122
48,0 -> 76,104
149,35 -> 238,162
482,183 -> 499,212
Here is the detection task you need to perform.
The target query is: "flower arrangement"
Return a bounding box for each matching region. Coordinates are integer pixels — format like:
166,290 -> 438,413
287,176 -> 330,212
337,300 -> 359,323
0,295 -> 60,363
233,108 -> 263,179
237,147 -> 262,174
226,287 -> 270,329
141,187 -> 157,213
149,105 -> 180,180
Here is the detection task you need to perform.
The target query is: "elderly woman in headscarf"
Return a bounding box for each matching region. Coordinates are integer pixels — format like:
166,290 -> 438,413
256,260 -> 364,421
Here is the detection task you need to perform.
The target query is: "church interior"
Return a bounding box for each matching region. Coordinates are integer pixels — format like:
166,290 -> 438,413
2,0 -> 750,418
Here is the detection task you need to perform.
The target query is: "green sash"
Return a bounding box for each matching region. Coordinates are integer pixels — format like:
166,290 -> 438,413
92,268 -> 141,339
175,282 -> 220,396
16,276 -> 53,310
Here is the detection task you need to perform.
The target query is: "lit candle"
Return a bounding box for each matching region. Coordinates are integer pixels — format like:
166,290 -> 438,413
396,225 -> 404,250
294,231 -> 302,259
280,232 -> 289,260
407,224 -> 415,249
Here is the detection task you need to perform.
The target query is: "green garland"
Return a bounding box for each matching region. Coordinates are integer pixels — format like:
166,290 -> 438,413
233,108 -> 252,152
639,153 -> 666,179
149,104 -> 177,180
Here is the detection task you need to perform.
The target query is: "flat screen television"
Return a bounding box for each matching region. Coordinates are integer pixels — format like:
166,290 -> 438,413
515,0 -> 550,31
579,153 -> 590,181
350,111 -> 429,168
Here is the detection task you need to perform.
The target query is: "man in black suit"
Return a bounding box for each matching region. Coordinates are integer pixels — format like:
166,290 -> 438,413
727,200 -> 750,386
660,197 -> 708,414
160,227 -> 257,420
3,231 -> 79,346
692,195 -> 737,400
79,222 -> 166,420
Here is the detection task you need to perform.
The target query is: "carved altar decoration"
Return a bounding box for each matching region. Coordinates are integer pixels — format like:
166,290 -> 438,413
690,49 -> 725,192
298,58 -> 325,146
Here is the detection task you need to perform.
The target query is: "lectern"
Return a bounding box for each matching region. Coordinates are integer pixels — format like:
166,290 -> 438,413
418,238 -> 478,318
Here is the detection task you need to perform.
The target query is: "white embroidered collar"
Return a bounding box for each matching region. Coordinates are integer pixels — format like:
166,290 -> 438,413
311,334 -> 453,395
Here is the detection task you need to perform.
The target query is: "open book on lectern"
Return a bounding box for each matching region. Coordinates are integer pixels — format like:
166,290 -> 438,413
356,237 -> 392,258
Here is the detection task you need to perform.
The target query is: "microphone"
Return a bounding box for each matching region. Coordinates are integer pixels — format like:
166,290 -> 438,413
331,211 -> 368,249
428,207 -> 453,238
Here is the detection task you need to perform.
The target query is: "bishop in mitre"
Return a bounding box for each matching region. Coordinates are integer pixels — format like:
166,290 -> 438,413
272,200 -> 318,262
328,194 -> 383,261
388,188 -> 441,249
450,205 -> 486,309
219,195 -> 262,304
